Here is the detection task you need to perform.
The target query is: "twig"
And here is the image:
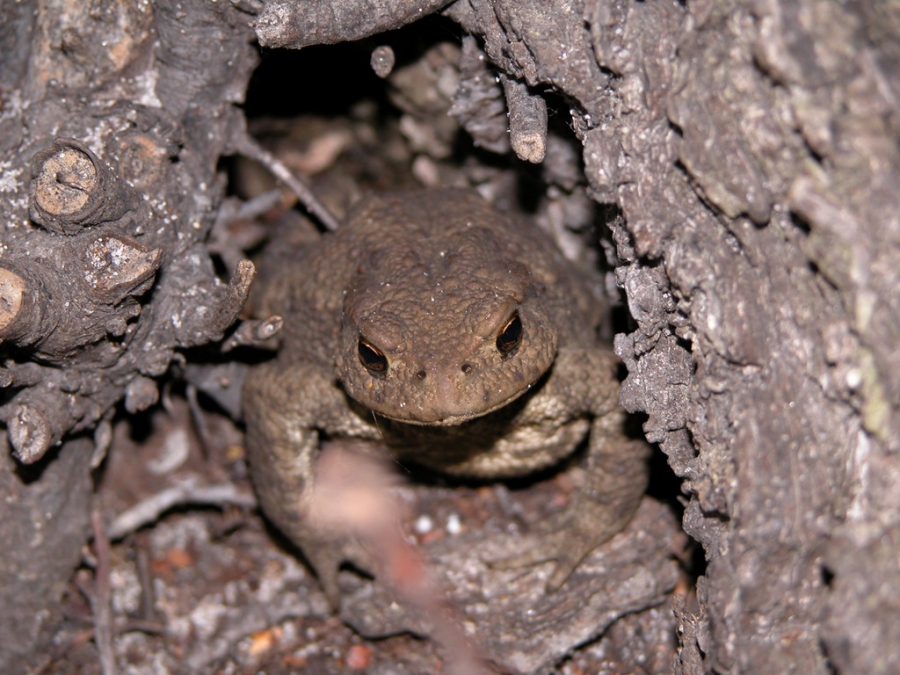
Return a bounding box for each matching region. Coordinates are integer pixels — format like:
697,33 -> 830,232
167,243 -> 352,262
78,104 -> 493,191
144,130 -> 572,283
222,316 -> 283,352
233,133 -> 341,231
107,483 -> 257,540
135,539 -> 156,623
91,510 -> 117,675
117,618 -> 166,636
186,383 -> 212,458
209,190 -> 279,270
500,75 -> 548,164
235,188 -> 283,221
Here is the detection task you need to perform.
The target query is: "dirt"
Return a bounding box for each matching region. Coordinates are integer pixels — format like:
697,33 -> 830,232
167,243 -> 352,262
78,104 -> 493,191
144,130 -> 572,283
42,393 -> 680,674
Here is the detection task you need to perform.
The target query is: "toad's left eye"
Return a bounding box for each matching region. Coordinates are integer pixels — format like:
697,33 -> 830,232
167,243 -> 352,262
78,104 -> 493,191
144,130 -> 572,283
358,338 -> 388,376
496,312 -> 522,357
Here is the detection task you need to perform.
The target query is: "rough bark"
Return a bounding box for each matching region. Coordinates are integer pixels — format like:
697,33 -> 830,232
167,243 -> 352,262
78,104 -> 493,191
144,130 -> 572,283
247,0 -> 900,671
0,0 -> 259,667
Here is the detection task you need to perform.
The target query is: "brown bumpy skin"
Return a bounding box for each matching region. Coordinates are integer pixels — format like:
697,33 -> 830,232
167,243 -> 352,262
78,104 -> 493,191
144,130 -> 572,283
242,189 -> 649,604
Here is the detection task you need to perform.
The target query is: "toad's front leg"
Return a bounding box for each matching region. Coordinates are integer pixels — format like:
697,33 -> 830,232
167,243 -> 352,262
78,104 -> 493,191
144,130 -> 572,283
492,348 -> 650,590
242,357 -> 378,606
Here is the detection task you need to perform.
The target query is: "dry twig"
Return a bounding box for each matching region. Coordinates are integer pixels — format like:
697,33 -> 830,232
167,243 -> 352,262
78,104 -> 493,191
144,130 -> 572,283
107,483 -> 257,540
233,133 -> 341,231
90,510 -> 116,675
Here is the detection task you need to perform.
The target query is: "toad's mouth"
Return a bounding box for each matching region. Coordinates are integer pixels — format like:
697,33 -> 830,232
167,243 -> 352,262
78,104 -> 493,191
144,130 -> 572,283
366,376 -> 545,427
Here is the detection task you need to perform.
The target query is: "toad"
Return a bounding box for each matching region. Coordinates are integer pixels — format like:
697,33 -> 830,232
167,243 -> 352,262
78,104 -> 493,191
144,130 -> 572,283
242,189 -> 648,604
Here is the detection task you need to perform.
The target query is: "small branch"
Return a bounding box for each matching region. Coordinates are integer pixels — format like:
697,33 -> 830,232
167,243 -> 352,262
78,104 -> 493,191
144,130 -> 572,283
107,483 -> 257,540
91,510 -> 116,675
186,383 -> 212,458
500,75 -> 548,164
135,540 -> 157,624
117,618 -> 166,636
222,316 -> 284,352
233,133 -> 341,231
235,189 -> 284,221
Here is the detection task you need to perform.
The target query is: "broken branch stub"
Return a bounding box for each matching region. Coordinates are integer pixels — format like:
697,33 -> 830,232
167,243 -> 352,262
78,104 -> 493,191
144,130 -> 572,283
81,234 -> 163,305
0,263 -> 50,349
371,45 -> 396,78
222,315 -> 283,352
0,267 -> 30,340
2,385 -> 82,464
124,376 -> 160,415
501,75 -> 548,164
29,138 -> 139,235
192,259 -> 258,345
7,403 -> 56,464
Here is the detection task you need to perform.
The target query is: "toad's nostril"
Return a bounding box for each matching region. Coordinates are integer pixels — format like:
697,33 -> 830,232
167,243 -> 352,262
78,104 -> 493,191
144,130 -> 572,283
461,363 -> 474,375
416,369 -> 427,380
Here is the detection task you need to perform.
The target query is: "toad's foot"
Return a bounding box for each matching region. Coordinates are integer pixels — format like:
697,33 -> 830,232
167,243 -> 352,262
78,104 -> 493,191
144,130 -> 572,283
487,495 -> 641,591
297,531 -> 381,609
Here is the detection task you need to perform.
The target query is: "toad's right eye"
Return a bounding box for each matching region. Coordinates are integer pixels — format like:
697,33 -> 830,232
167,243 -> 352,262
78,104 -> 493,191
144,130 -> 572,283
358,339 -> 388,376
496,311 -> 522,357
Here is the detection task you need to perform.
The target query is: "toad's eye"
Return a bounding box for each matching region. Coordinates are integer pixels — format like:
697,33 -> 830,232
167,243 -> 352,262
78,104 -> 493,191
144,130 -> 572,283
358,339 -> 388,376
496,312 -> 522,357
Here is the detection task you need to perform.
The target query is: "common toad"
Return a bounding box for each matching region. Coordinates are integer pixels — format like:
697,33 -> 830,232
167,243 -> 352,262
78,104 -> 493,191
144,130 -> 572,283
242,189 -> 648,603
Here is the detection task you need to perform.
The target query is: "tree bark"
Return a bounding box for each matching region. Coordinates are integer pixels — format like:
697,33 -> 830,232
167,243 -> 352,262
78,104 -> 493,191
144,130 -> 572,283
0,0 -> 259,667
